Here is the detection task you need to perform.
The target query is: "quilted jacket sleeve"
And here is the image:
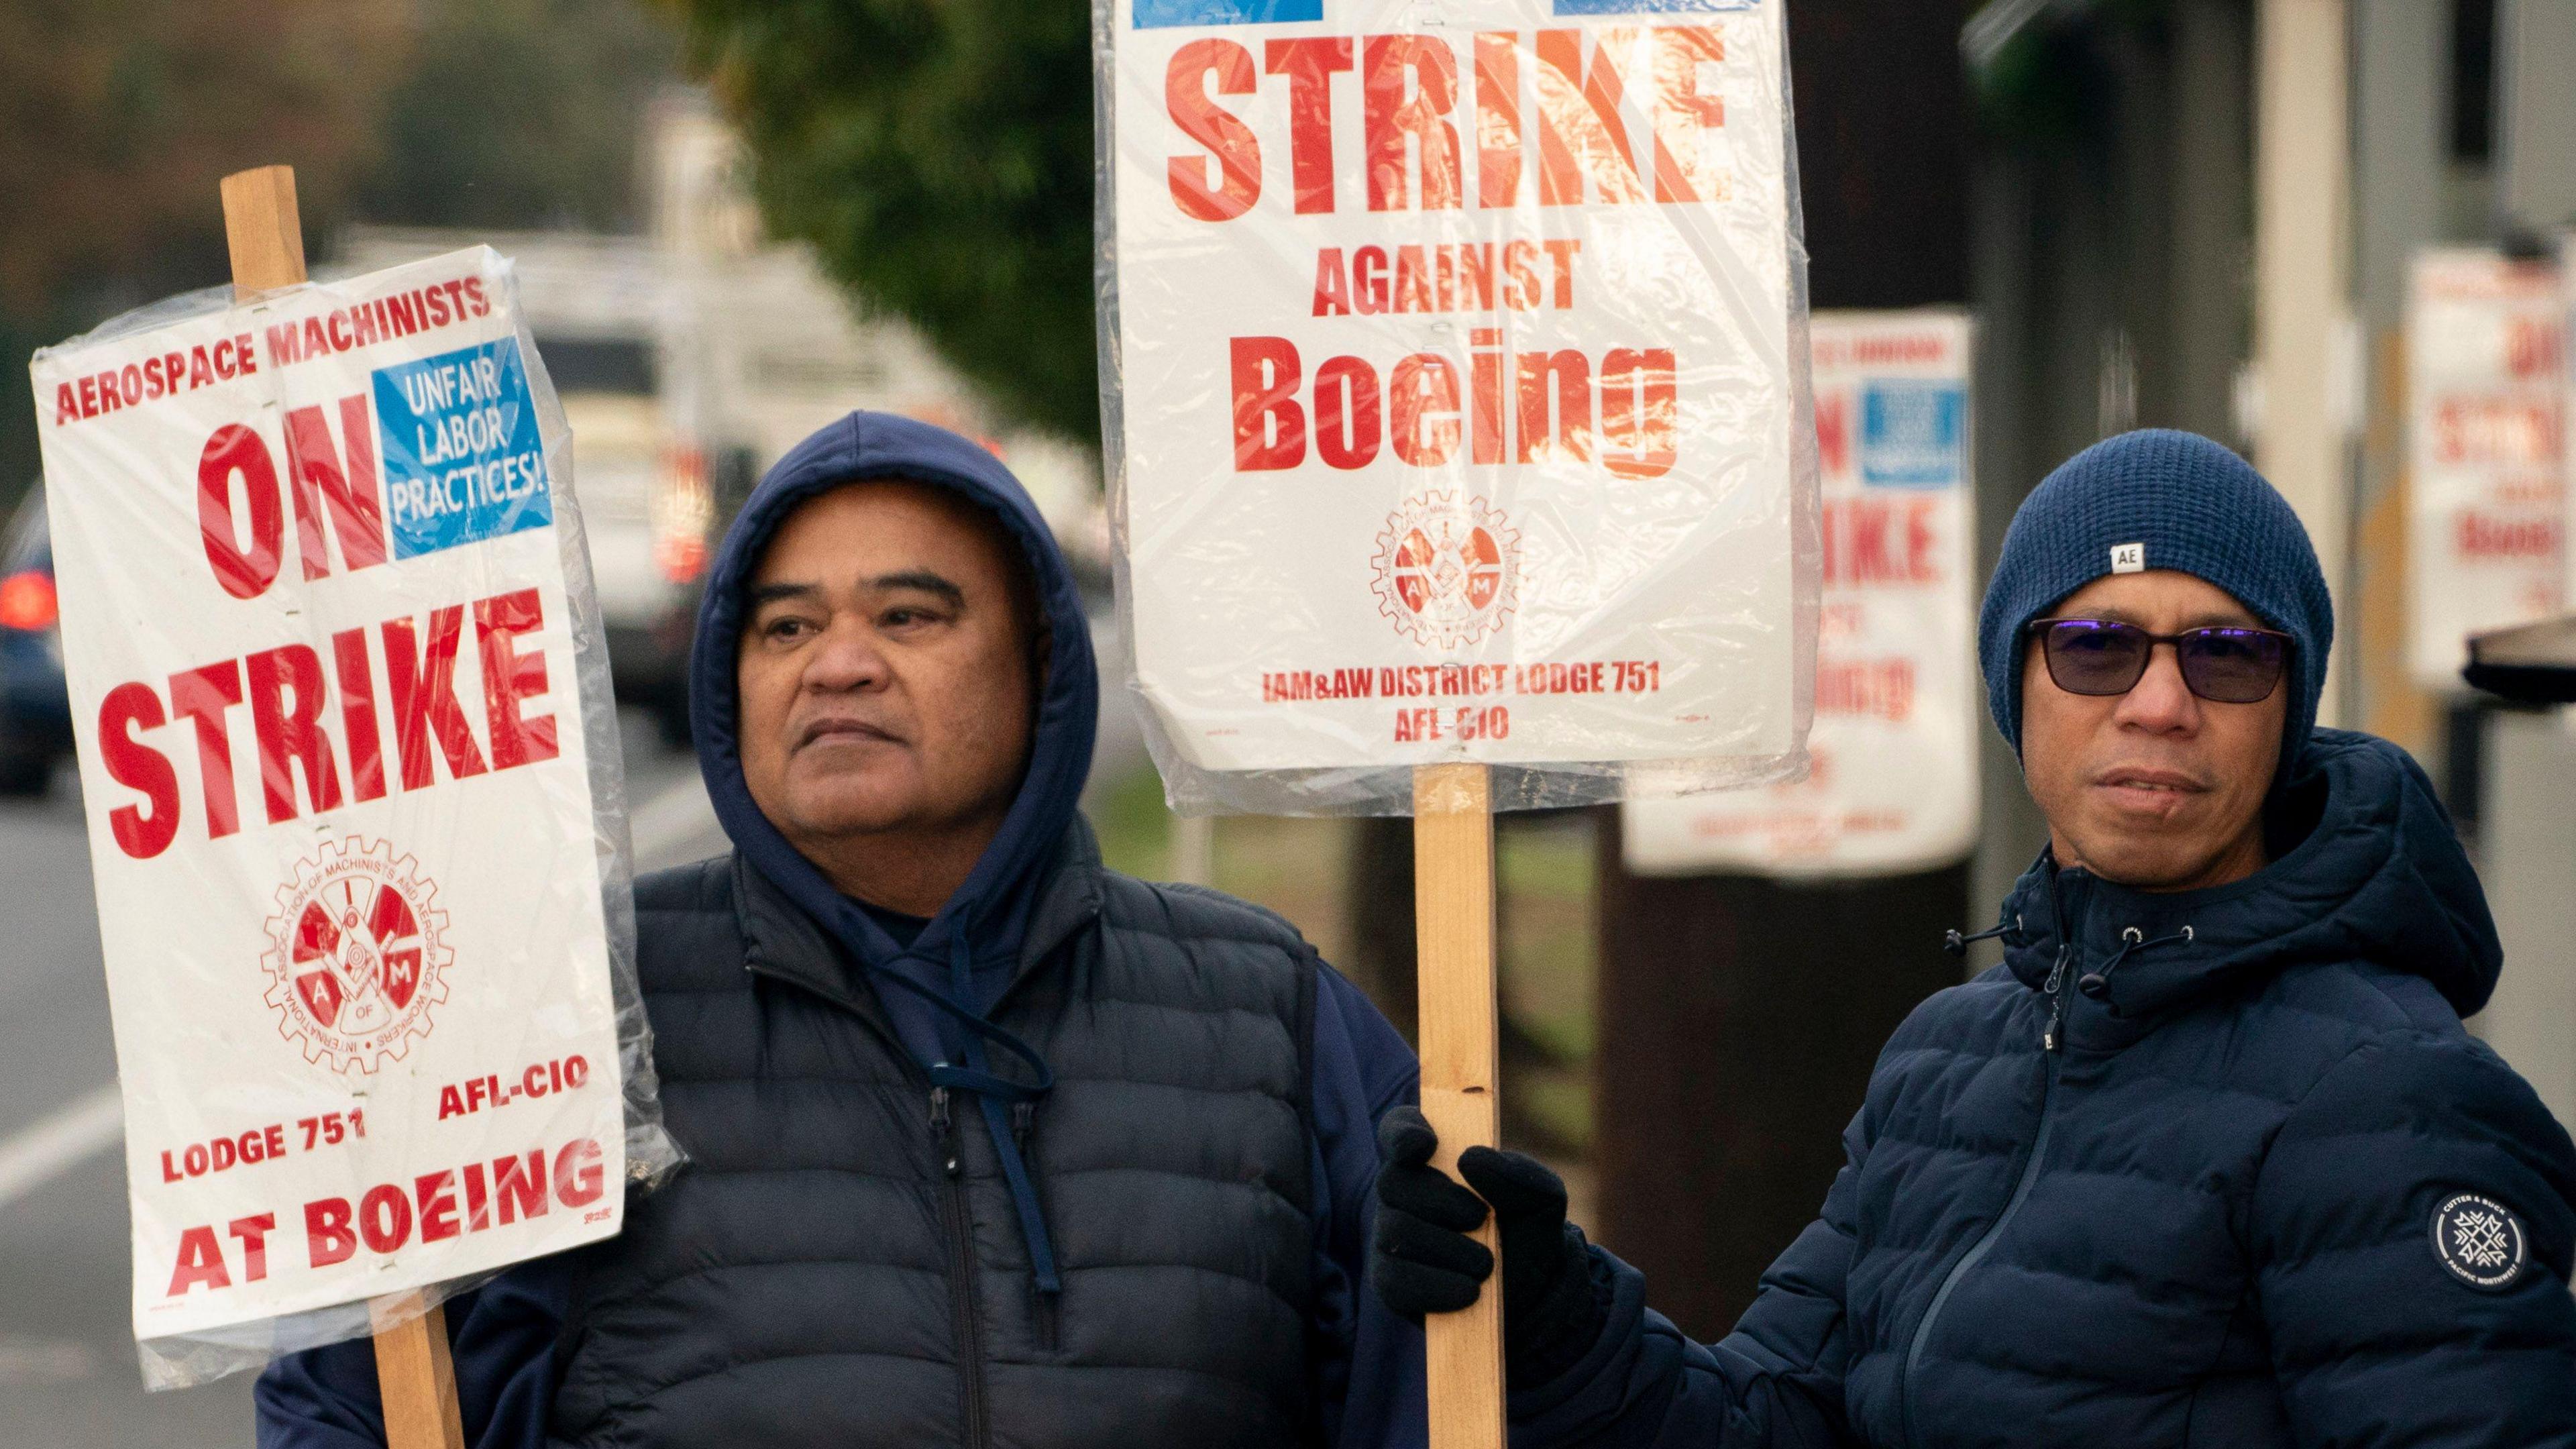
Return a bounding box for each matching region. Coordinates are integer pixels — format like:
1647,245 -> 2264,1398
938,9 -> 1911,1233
1507,1113 -> 1864,1449
2251,1030 -> 2576,1448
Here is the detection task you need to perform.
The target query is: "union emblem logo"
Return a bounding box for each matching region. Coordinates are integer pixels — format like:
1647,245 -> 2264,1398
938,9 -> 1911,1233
1369,492 -> 1521,648
260,837 -> 451,1075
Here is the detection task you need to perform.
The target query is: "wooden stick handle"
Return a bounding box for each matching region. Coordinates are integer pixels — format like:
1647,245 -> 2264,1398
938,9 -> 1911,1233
219,163 -> 464,1449
1413,762 -> 1504,1449
220,166 -> 307,298
370,1294 -> 467,1449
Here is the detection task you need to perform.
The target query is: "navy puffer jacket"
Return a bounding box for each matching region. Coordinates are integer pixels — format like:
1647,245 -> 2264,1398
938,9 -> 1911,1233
1521,730 -> 2576,1448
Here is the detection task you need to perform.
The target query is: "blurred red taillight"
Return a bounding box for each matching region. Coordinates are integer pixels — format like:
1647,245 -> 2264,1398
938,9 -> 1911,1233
0,571 -> 56,631
653,445 -> 712,585
654,535 -> 708,585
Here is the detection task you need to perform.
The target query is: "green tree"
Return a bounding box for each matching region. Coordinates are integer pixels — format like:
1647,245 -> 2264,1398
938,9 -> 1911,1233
663,0 -> 1099,441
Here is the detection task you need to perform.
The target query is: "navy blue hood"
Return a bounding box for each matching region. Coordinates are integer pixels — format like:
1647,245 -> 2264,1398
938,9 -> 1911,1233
1996,729 -> 2503,1021
690,411 -> 1097,1015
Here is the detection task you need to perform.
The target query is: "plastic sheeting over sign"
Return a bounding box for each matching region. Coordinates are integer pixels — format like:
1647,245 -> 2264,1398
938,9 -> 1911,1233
1097,0 -> 1817,815
30,250 -> 676,1388
2407,248 -> 2564,692
1623,311 -> 1977,877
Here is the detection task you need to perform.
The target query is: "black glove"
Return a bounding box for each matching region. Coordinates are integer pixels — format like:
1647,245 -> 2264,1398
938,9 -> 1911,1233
1371,1106 -> 1611,1385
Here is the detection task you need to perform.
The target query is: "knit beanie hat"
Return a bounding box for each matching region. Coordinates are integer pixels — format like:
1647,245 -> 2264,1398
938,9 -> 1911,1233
1978,429 -> 2334,763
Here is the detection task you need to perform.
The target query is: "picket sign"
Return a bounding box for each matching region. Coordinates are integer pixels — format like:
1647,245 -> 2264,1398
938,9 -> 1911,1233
1098,3 -> 1819,1440
221,164 -> 466,1449
1623,311 -> 1978,879
2405,248 -> 2565,691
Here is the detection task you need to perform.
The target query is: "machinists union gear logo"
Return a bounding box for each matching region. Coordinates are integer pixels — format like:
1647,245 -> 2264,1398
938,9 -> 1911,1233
261,838 -> 451,1075
2430,1191 -> 2528,1291
1370,492 -> 1521,648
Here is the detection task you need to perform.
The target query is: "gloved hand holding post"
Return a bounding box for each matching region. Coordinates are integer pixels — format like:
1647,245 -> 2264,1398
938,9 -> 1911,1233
1373,1106 -> 1612,1387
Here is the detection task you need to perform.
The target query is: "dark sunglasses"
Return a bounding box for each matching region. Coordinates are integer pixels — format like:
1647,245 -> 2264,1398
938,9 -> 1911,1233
2027,618 -> 2294,704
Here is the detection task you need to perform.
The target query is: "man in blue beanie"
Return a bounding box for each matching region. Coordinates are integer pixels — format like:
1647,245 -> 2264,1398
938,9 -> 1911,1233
253,413 -> 1436,1446
1374,429 -> 2576,1446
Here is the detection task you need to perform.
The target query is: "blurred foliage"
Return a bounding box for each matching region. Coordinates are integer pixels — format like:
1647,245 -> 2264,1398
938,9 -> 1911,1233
1972,28 -> 2104,146
360,0 -> 678,231
0,0 -> 407,316
0,0 -> 409,497
661,0 -> 1099,443
1969,0 -> 2169,148
0,0 -> 679,509
1087,761 -> 1173,881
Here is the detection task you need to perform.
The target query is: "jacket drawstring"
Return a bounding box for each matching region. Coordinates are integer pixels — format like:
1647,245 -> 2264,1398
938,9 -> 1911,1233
943,930 -> 1063,1297
830,898 -> 1064,1298
2078,924 -> 2196,1000
1944,912 -> 2027,957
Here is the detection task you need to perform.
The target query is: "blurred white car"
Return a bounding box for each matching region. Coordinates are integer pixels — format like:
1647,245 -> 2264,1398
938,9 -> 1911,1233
546,337 -> 710,743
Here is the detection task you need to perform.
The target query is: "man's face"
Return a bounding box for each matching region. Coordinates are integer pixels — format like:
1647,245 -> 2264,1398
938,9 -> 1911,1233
737,481 -> 1034,857
2019,570 -> 2288,892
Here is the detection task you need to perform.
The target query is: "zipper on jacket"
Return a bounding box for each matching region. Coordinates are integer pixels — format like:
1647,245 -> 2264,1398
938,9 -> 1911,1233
1012,1100 -> 1062,1352
932,1087 -> 992,1448
2040,945 -> 2072,1053
1901,952 -> 2070,1447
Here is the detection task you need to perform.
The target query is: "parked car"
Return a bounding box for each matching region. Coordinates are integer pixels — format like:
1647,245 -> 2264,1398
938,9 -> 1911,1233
0,488 -> 67,796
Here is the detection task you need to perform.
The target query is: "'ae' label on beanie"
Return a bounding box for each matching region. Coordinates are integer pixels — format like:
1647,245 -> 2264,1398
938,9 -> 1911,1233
2109,541 -> 2145,574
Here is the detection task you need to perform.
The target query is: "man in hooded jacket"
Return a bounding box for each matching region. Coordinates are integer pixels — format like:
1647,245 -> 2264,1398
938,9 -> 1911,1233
1374,430 -> 2576,1446
255,412 -> 1430,1447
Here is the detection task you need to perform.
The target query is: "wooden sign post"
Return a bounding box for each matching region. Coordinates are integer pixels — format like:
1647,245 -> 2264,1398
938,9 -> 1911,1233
1414,761 -> 1503,1448
218,164 -> 467,1449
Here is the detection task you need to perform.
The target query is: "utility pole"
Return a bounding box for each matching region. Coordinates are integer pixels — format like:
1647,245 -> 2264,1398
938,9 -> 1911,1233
1590,0 -> 1974,1338
2253,0 -> 2355,724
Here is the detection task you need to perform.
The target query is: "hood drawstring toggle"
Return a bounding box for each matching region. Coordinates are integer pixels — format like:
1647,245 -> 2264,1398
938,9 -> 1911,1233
2078,924 -> 2196,1000
1945,912 -> 2027,958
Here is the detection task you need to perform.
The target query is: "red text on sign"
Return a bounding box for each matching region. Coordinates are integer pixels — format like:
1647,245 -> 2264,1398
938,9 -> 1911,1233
1167,25 -> 1731,220
303,1137 -> 606,1268
2453,511 -> 2561,560
93,586 -> 560,859
1310,239 -> 1579,317
1232,330 -> 1674,477
160,1137 -> 607,1299
52,337 -> 258,428
260,276 -> 490,370
166,1216 -> 277,1297
161,1124 -> 288,1183
1393,705 -> 1511,741
197,400 -> 391,600
1820,498 -> 1943,587
438,1055 -> 591,1120
1260,658 -> 1663,702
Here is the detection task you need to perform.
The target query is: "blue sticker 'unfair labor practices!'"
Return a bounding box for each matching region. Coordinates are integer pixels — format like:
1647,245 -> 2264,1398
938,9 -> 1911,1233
373,337 -> 552,558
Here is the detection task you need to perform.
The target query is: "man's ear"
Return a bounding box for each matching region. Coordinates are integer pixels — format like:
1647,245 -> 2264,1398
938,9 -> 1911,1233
2012,635 -> 2044,763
